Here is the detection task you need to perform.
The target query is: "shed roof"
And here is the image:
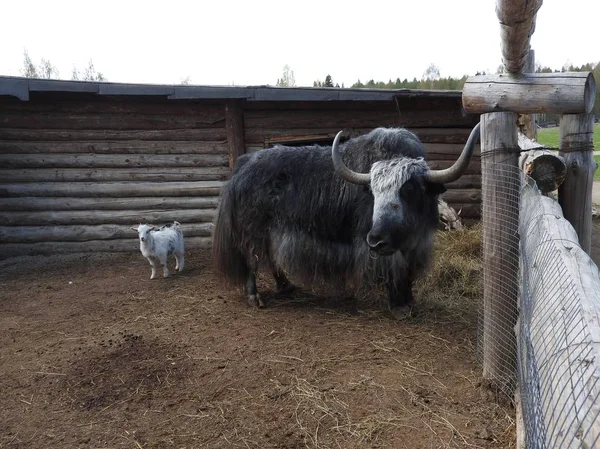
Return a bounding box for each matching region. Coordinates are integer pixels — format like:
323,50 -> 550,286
0,75 -> 462,102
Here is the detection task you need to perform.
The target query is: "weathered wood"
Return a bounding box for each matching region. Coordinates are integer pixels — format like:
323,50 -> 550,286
558,113 -> 596,254
0,181 -> 224,197
0,140 -> 228,154
462,72 -> 596,114
481,111 -> 520,386
519,149 -> 566,194
0,222 -> 214,243
496,0 -> 543,73
519,49 -> 537,139
445,174 -> 482,189
0,167 -> 230,182
0,196 -> 219,211
515,390 -> 525,449
520,191 -> 600,448
427,159 -> 481,175
0,128 -> 227,141
0,236 -> 212,259
0,209 -> 216,226
244,109 -> 477,133
440,189 -> 481,203
0,153 -> 228,169
0,112 -> 225,130
225,101 -> 246,171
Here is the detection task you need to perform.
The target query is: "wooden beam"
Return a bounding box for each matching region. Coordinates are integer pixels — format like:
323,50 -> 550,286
558,113 -> 597,254
519,49 -> 537,139
481,112 -> 520,386
518,132 -> 566,194
0,181 -> 223,198
462,72 -> 596,114
496,0 -> 543,74
0,196 -> 219,211
225,101 -> 246,171
520,191 -> 600,448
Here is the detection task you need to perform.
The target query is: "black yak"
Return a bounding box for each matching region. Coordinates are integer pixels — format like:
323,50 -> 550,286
211,123 -> 480,319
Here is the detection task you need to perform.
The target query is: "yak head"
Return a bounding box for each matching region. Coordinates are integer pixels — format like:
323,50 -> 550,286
331,123 -> 480,256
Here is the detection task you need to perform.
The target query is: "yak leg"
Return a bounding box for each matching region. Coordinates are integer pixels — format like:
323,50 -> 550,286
245,256 -> 264,308
273,267 -> 297,294
386,275 -> 415,321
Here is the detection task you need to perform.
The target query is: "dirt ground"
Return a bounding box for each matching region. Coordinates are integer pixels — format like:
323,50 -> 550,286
15,213 -> 598,449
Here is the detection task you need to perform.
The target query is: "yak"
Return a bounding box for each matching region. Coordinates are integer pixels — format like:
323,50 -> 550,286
211,123 -> 480,319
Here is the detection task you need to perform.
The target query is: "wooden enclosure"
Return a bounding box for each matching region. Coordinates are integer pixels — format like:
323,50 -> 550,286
0,77 -> 480,259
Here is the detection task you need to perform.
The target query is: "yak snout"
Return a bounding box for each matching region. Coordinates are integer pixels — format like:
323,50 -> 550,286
366,230 -> 395,255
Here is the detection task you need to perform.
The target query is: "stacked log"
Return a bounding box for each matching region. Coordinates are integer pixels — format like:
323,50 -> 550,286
0,96 -> 227,259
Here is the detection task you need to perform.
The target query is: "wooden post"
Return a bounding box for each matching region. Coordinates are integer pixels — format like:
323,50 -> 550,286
520,49 -> 537,140
225,101 -> 246,173
558,113 -> 596,254
481,112 -> 520,387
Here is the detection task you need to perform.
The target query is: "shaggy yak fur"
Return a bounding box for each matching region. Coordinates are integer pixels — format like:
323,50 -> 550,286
212,127 -> 448,318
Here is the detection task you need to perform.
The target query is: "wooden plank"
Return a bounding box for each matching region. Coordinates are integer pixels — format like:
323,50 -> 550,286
0,181 -> 224,197
0,153 -> 228,168
225,101 -> 246,171
0,209 -> 216,226
0,222 -> 214,243
0,128 -> 227,141
445,174 -> 482,189
462,72 -> 595,114
496,0 -> 543,73
520,192 -> 600,449
0,98 -> 227,116
0,140 -> 228,154
558,113 -> 596,254
0,112 -> 226,130
0,196 -> 219,211
0,167 -> 230,182
481,111 -> 520,386
0,236 -> 212,259
244,108 -> 476,131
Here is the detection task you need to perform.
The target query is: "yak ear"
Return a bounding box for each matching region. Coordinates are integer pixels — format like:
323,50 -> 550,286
426,181 -> 447,196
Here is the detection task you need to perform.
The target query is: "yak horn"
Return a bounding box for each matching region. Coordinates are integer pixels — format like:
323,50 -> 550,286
425,122 -> 481,184
331,130 -> 371,185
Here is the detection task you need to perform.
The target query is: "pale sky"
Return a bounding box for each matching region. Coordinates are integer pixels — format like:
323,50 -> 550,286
0,0 -> 597,87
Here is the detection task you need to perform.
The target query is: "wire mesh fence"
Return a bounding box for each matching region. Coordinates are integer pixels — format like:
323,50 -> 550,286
477,159 -> 600,448
518,175 -> 600,449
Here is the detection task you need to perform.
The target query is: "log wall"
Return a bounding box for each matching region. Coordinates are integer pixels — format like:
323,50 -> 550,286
0,92 -> 481,259
0,95 -> 226,258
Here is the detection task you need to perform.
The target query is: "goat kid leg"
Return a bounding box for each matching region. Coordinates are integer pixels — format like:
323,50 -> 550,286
175,251 -> 185,272
160,256 -> 170,278
148,258 -> 158,280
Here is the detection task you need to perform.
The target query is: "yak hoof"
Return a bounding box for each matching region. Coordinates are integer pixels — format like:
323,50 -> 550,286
390,304 -> 414,321
247,294 -> 265,308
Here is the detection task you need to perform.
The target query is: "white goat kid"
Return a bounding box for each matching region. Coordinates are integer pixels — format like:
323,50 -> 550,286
130,221 -> 185,279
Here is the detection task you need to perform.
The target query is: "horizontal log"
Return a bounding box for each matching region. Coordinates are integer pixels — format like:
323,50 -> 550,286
0,181 -> 224,198
445,174 -> 482,189
0,196 -> 219,211
244,109 -> 477,133
519,149 -> 566,193
0,153 -> 229,169
0,140 -> 228,154
0,128 -> 227,141
0,112 -> 226,130
0,236 -> 212,260
0,209 -> 216,226
441,189 -> 481,204
462,72 -> 596,114
427,159 -> 481,175
0,98 -> 226,116
0,222 -> 214,243
0,167 -> 230,182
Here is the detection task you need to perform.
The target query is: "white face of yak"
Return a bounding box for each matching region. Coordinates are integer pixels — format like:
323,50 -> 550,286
366,158 -> 445,255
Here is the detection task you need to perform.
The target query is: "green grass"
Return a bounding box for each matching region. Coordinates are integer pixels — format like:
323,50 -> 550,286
537,123 -> 600,151
537,123 -> 600,180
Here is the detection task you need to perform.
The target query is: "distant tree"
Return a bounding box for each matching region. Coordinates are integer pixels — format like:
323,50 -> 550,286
324,74 -> 334,87
72,60 -> 105,81
20,50 -> 59,79
276,64 -> 296,87
180,76 -> 192,85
